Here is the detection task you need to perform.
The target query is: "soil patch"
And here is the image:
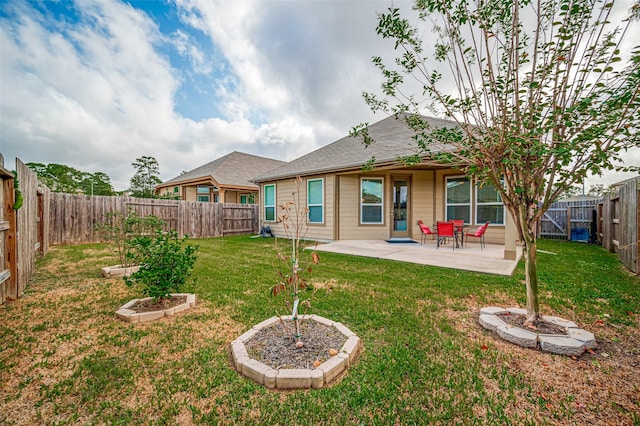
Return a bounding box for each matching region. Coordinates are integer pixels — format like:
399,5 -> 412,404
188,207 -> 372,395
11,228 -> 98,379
245,320 -> 347,369
129,295 -> 187,313
496,312 -> 567,335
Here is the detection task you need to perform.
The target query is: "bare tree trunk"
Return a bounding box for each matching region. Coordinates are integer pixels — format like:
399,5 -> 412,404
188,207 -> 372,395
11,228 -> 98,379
523,236 -> 540,324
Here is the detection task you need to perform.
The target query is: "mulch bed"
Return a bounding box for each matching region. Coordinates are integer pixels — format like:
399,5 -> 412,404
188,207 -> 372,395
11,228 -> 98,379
245,320 -> 347,369
129,295 -> 187,313
496,312 -> 567,335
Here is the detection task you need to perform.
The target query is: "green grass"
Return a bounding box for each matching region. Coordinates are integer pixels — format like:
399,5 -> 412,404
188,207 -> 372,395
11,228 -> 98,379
0,237 -> 638,425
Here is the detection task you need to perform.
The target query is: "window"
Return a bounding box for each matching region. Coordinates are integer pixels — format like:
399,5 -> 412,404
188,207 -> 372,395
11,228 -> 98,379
173,186 -> 179,193
307,178 -> 324,223
197,195 -> 209,202
240,195 -> 247,204
446,177 -> 471,223
264,184 -> 276,221
361,178 -> 383,224
476,183 -> 504,225
197,185 -> 209,194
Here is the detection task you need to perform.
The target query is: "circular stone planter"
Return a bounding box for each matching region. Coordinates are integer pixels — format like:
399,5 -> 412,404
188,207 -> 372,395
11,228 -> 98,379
101,264 -> 140,278
230,315 -> 362,389
479,306 -> 596,356
116,293 -> 196,323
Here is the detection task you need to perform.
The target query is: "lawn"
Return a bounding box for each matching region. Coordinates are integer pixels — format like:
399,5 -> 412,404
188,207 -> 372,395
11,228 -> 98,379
1,237 -> 638,425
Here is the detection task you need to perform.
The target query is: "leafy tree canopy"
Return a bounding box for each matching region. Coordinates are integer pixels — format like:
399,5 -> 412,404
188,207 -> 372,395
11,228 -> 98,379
356,0 -> 640,321
27,162 -> 115,195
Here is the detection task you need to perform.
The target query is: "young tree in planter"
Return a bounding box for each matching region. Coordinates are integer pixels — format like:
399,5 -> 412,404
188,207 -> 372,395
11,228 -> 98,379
271,177 -> 320,345
125,230 -> 198,300
355,0 -> 639,323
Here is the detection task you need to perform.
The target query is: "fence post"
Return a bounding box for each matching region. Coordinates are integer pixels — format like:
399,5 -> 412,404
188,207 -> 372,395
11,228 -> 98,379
2,175 -> 17,300
566,206 -> 571,240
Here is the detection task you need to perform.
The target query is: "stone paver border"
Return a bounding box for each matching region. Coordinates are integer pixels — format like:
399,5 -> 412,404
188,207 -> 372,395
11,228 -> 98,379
116,293 -> 196,323
230,315 -> 362,389
101,264 -> 140,278
479,306 -> 596,356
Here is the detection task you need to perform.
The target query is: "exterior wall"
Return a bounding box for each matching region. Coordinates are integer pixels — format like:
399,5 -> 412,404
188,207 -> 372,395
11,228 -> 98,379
261,167 -> 508,245
260,175 -> 335,241
185,186 -> 197,202
224,190 -> 238,203
434,169 -> 506,245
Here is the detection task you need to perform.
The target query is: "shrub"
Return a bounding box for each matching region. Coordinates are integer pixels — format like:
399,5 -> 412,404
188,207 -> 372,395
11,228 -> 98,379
125,230 -> 198,300
95,210 -> 164,267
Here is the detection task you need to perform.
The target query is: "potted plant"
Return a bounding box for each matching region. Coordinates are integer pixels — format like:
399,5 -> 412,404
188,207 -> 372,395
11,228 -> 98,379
95,210 -> 164,277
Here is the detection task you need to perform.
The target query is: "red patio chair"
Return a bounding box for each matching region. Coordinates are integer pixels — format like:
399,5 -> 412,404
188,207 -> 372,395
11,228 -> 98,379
465,221 -> 490,249
436,221 -> 455,250
417,220 -> 435,245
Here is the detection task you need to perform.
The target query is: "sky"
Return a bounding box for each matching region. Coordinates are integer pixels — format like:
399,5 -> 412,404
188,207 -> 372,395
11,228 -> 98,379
1,0 -> 638,191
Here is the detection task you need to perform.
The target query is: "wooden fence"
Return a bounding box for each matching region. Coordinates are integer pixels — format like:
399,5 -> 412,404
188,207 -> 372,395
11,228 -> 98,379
48,194 -> 260,245
539,197 -> 600,241
599,177 -> 639,274
0,157 -> 50,304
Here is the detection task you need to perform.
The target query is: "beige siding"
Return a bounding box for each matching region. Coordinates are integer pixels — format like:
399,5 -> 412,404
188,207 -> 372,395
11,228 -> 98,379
338,174 -> 389,240
263,167 -> 507,245
185,186 -> 197,202
410,170 -> 436,241
261,176 -> 335,241
224,190 -> 238,203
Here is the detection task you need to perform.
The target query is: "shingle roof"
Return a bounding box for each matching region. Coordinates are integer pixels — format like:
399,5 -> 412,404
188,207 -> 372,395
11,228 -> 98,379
160,151 -> 286,189
253,114 -> 459,182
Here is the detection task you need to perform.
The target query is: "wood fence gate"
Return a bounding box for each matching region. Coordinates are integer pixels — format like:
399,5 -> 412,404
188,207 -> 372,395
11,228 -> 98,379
539,197 -> 599,241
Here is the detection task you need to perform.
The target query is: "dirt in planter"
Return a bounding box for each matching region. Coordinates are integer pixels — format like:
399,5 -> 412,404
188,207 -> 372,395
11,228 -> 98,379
129,295 -> 187,313
497,312 -> 567,335
245,320 -> 348,369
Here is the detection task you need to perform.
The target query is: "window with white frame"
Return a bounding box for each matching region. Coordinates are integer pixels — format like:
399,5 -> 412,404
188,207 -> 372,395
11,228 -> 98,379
476,183 -> 504,225
361,178 -> 383,224
307,178 -> 324,223
445,177 -> 471,223
264,184 -> 276,222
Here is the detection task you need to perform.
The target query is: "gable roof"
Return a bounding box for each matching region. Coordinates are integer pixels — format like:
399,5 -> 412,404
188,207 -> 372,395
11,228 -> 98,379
253,114 -> 459,182
159,151 -> 286,189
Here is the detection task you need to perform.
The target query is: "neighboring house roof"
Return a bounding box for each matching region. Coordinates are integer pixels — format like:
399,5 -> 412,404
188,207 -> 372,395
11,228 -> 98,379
253,114 -> 459,182
157,151 -> 286,190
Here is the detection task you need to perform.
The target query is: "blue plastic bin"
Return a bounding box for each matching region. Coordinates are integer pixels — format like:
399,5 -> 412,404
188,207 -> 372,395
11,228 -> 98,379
570,228 -> 589,242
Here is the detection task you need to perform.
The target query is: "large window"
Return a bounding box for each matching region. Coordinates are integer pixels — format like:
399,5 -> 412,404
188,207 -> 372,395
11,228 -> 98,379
361,178 -> 383,224
264,184 -> 276,222
446,177 -> 471,223
307,178 -> 324,223
476,183 -> 504,225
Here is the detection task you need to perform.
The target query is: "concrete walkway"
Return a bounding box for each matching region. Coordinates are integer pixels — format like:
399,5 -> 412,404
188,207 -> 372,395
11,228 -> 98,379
309,239 -> 522,276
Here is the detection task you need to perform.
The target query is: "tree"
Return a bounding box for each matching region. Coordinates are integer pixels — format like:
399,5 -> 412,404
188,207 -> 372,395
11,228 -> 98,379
80,172 -> 115,196
356,0 -> 639,323
129,156 -> 162,198
27,162 -> 115,195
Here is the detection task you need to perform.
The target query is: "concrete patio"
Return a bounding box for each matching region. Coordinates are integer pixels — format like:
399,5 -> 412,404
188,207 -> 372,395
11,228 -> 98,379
309,239 -> 522,276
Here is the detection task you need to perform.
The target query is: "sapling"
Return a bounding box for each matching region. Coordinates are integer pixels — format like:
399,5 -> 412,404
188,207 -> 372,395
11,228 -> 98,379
271,177 -> 320,346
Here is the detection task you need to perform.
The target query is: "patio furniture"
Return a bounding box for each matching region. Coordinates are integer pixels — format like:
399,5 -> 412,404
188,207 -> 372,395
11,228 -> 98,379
417,220 -> 435,245
436,221 -> 456,250
466,221 -> 490,249
451,219 -> 465,248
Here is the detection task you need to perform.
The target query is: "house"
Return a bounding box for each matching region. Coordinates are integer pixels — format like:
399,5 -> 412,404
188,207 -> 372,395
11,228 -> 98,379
155,151 -> 286,204
253,115 -> 519,260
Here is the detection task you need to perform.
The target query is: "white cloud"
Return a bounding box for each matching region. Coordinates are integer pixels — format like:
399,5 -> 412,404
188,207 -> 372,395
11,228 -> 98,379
0,0 -> 636,192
